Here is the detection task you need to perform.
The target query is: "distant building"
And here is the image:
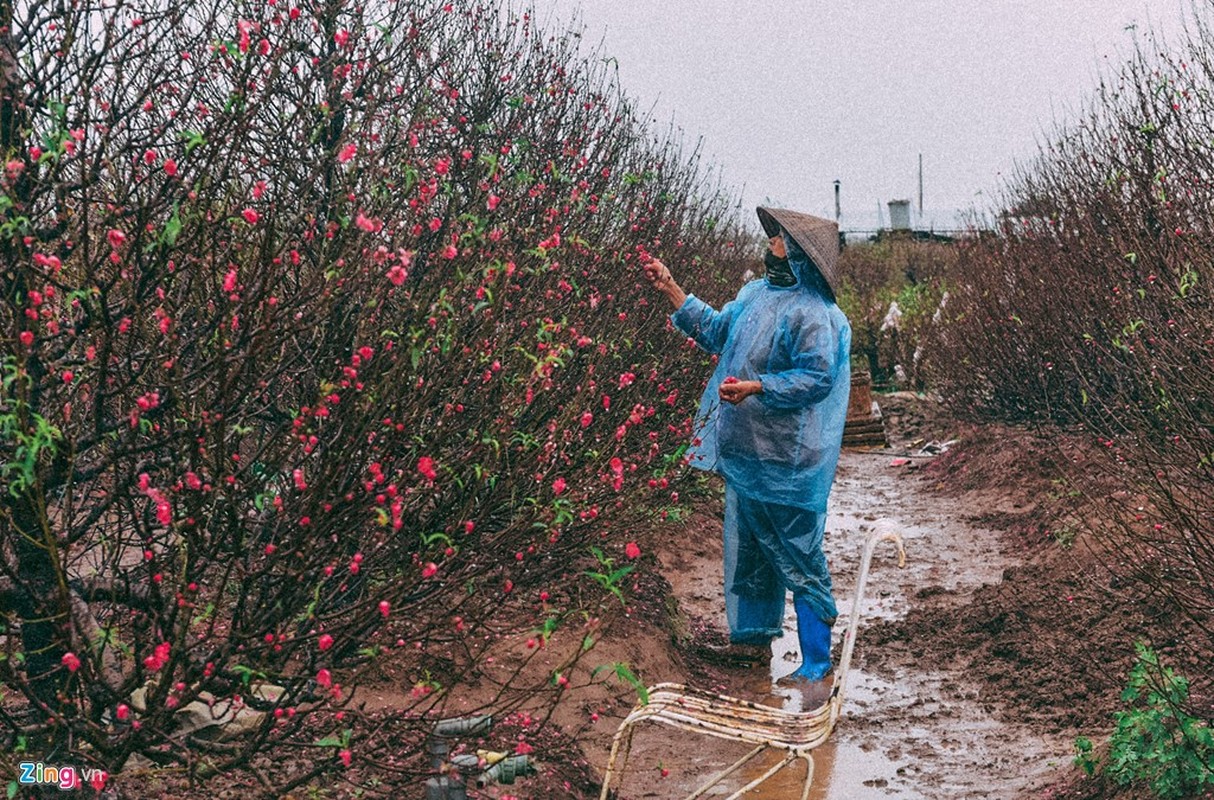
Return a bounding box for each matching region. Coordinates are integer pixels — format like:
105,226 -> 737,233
887,200 -> 912,231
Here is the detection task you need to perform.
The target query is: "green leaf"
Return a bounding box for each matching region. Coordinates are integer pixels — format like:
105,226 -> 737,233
421,531 -> 452,548
606,564 -> 636,584
163,206 -> 183,247
231,663 -> 265,688
614,663 -> 649,705
179,129 -> 206,153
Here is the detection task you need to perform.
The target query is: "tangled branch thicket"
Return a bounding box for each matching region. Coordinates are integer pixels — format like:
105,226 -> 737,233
836,238 -> 954,389
922,6 -> 1214,698
0,0 -> 750,792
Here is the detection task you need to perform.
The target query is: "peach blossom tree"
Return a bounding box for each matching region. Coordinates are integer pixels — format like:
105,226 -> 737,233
0,0 -> 748,791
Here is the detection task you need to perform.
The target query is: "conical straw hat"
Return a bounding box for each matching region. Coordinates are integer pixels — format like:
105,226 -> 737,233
756,206 -> 840,299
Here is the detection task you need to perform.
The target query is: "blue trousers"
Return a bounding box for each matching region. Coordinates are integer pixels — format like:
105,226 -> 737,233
723,485 -> 837,643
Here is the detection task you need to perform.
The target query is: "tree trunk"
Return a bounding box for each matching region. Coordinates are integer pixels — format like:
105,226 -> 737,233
10,502 -> 68,711
2,0 -> 68,714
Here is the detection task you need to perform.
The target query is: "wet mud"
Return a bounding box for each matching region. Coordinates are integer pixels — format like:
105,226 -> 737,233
608,451 -> 1076,799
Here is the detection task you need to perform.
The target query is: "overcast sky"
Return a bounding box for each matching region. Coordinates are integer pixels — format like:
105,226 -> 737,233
539,0 -> 1189,232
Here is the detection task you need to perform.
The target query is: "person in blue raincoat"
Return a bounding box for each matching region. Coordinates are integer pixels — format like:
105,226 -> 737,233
643,206 -> 851,686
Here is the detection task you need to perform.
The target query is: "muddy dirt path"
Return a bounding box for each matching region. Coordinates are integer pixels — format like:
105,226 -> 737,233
610,450 -> 1075,799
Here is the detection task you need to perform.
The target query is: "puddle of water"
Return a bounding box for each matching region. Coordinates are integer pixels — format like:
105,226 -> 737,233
617,732 -> 916,800
730,593 -> 919,799
655,738 -> 917,799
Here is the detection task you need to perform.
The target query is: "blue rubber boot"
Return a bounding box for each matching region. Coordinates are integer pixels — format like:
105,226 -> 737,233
788,595 -> 832,682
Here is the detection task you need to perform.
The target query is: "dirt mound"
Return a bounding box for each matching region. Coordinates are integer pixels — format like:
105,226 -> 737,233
867,414 -> 1214,797
864,556 -> 1150,732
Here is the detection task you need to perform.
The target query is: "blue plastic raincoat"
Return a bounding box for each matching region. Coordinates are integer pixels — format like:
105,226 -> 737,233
671,238 -> 851,512
671,236 -> 851,638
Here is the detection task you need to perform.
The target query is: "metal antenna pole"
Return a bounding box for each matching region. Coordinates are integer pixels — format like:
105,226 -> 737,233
918,153 -> 924,219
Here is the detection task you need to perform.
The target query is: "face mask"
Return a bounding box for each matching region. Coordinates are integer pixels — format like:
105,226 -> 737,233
764,249 -> 797,288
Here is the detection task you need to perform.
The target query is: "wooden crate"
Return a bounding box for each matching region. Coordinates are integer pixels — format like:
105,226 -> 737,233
844,369 -> 887,448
